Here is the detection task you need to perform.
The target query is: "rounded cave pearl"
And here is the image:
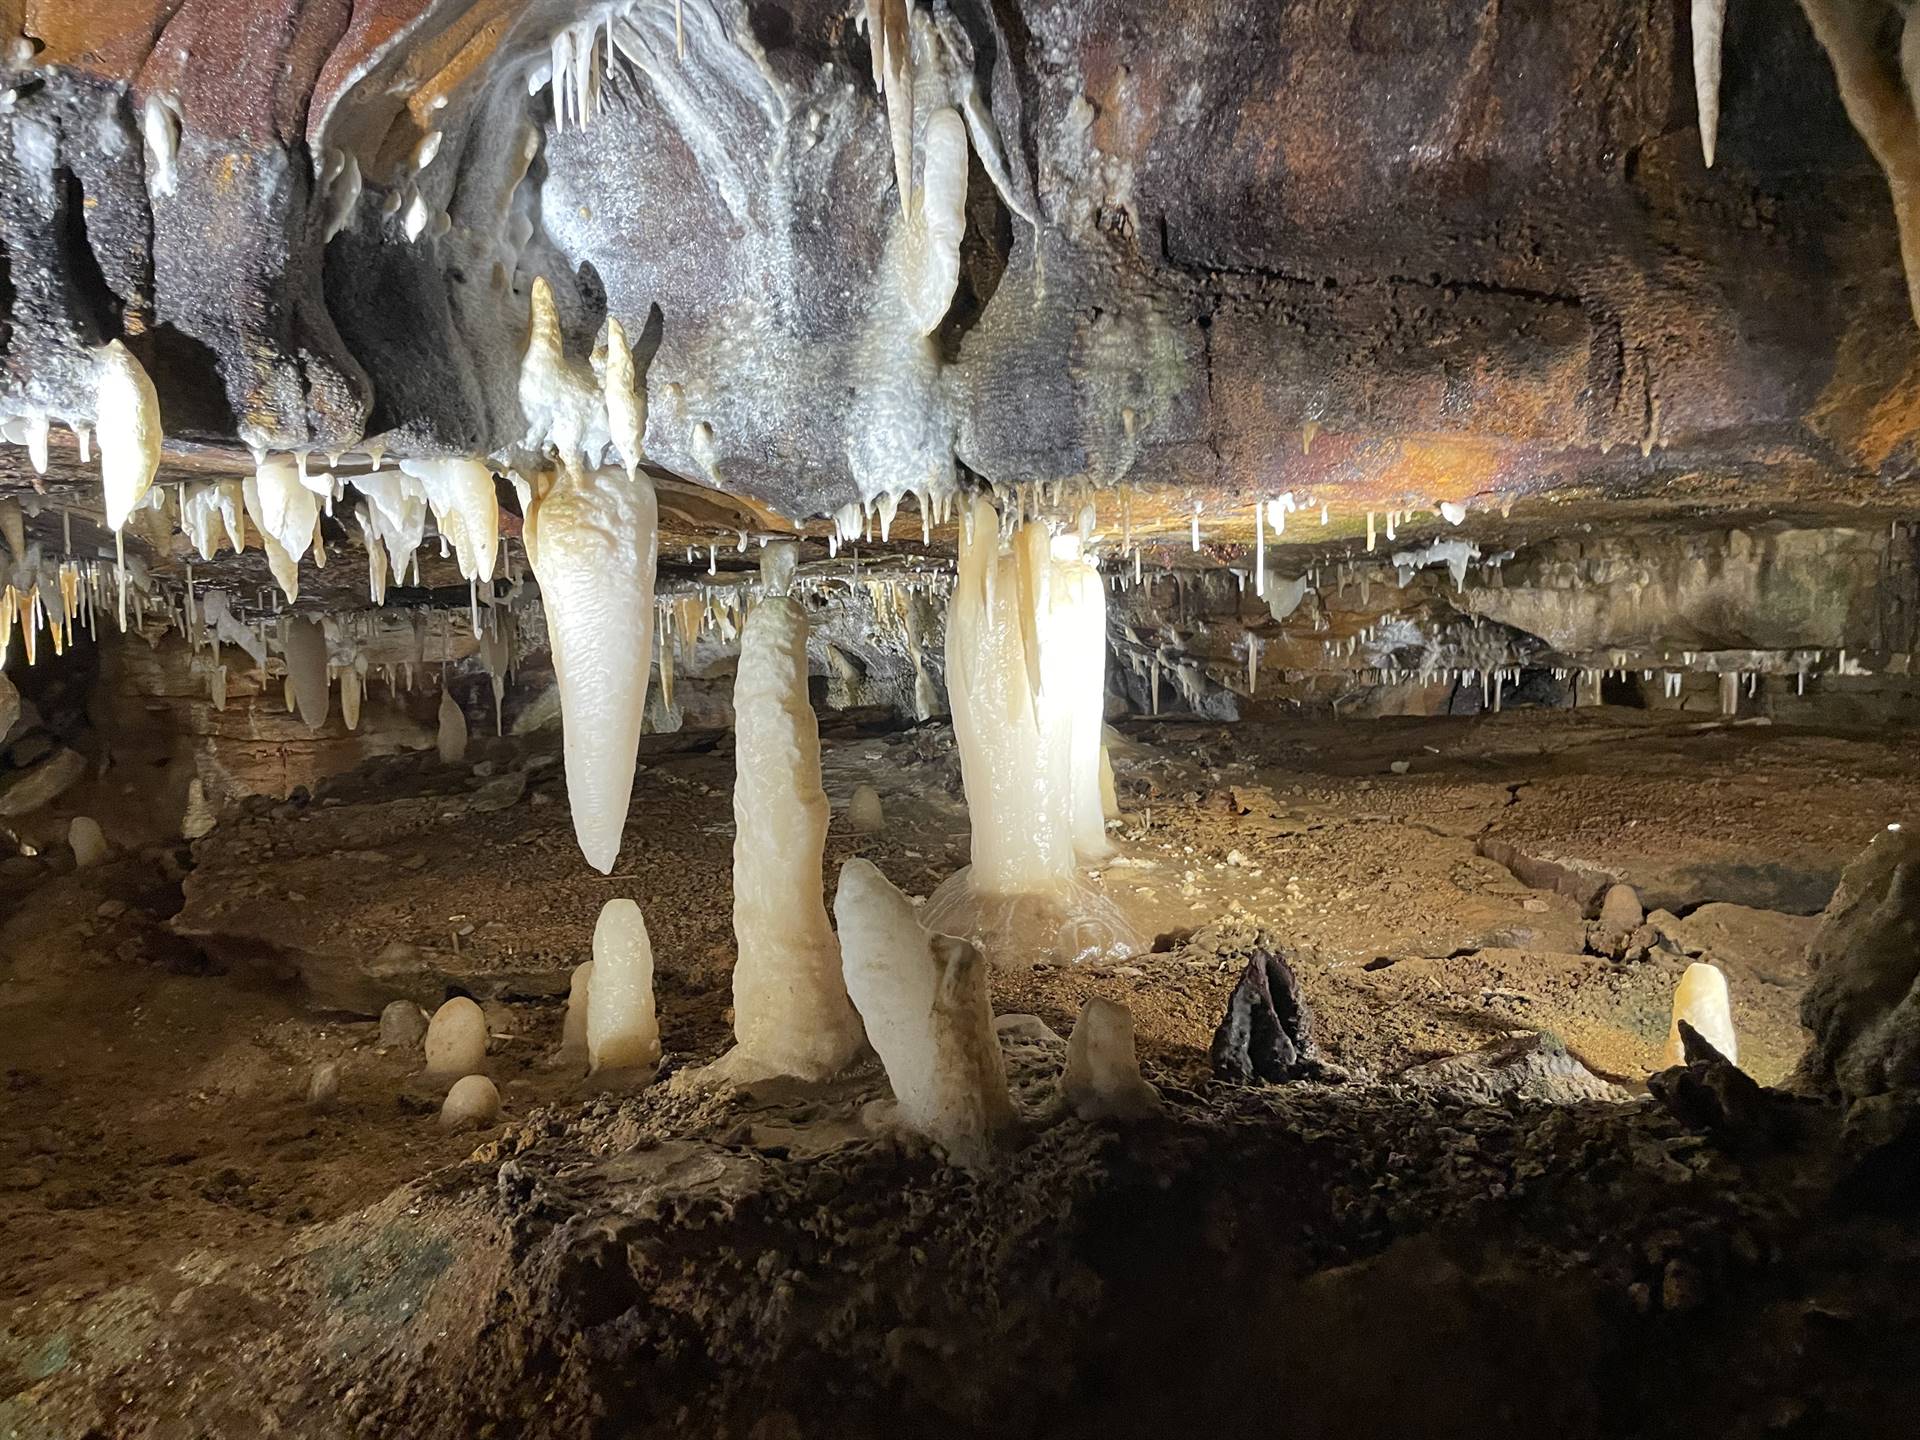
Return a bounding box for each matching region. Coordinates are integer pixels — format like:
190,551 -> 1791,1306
424,997 -> 488,1077
439,1074 -> 500,1130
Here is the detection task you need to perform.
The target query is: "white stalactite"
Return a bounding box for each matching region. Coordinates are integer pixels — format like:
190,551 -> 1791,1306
400,457 -> 498,583
285,617 -> 330,730
834,859 -> 1014,1168
95,341 -> 162,531
723,595 -> 865,1080
1693,0 -> 1726,168
522,463 -> 658,873
587,898 -> 660,1074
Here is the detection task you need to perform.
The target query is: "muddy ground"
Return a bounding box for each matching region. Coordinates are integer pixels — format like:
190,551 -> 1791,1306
1,707 -> 1916,1437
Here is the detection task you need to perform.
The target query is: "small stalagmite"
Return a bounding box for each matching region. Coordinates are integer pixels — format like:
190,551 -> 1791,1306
424,996 -> 488,1077
834,859 -> 1015,1168
848,784 -> 885,834
557,960 -> 593,1069
1665,961 -> 1738,1067
1061,996 -> 1161,1121
723,593 -> 864,1080
380,999 -> 429,1049
440,1074 -> 501,1129
306,1060 -> 341,1110
437,687 -> 468,765
67,816 -> 108,869
587,898 -> 660,1075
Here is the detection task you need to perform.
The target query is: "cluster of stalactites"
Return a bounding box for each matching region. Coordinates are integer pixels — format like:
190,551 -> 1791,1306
945,494 -> 1113,898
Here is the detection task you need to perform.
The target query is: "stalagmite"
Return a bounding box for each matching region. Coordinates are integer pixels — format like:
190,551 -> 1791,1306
94,341 -> 162,531
1060,996 -> 1161,1121
834,859 -> 1015,1168
1665,961 -> 1738,1068
424,997 -> 488,1078
849,784 -> 886,833
718,593 -> 866,1080
437,687 -> 468,764
439,1074 -> 501,1129
339,664 -> 362,731
306,1061 -> 340,1110
380,999 -> 428,1049
67,815 -> 107,869
285,617 -> 330,730
522,463 -> 658,873
587,898 -> 660,1074
557,960 -> 593,1069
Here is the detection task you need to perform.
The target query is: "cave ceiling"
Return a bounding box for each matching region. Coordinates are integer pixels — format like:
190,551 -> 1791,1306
0,0 -> 1916,610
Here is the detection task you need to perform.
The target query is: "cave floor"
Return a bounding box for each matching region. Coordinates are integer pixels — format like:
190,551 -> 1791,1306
1,706 -> 1916,1437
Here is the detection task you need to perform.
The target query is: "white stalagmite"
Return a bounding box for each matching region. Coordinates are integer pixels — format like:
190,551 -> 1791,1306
424,996 -> 488,1077
1060,996 -> 1161,1121
1666,960 -> 1739,1067
68,816 -> 108,869
849,783 -> 886,833
440,1074 -> 501,1129
437,686 -> 467,764
95,341 -> 163,531
1693,0 -> 1726,168
557,960 -> 593,1069
182,777 -> 216,839
835,859 -> 1014,1168
587,898 -> 660,1074
285,617 -> 331,730
400,458 -> 498,582
522,462 -> 658,873
723,594 -> 866,1080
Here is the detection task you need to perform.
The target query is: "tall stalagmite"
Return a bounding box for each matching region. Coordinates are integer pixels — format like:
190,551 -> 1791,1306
722,577 -> 865,1081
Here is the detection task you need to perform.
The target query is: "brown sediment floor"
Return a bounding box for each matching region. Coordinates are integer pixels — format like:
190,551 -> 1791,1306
0,708 -> 1914,1436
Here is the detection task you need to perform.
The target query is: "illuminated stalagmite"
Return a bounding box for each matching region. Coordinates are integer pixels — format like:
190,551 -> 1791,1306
1666,961 -> 1738,1067
587,898 -> 660,1075
717,559 -> 864,1081
835,859 -> 1014,1168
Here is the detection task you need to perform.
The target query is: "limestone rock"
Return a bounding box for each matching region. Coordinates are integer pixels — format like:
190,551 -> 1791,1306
1799,827 -> 1920,1101
0,747 -> 87,818
380,1000 -> 429,1049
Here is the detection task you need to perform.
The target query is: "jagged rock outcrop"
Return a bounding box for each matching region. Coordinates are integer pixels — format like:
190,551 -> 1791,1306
1798,825 -> 1920,1102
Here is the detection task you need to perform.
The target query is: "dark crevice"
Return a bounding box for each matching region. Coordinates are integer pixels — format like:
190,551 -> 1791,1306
54,167 -> 123,347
